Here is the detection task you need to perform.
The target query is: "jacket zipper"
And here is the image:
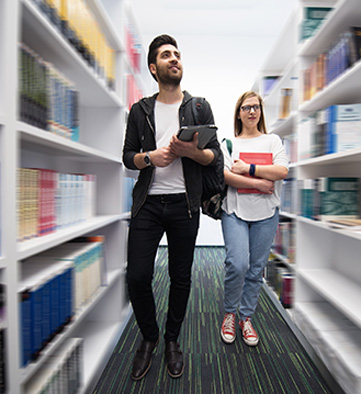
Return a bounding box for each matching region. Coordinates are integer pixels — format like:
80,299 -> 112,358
179,114 -> 193,218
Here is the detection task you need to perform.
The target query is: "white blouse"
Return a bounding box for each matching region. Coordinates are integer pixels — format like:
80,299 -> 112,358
221,134 -> 289,221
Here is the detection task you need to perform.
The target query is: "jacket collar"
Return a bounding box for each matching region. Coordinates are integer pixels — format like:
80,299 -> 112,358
139,90 -> 193,116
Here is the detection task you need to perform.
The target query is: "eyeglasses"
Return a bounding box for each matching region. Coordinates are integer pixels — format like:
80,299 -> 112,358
241,104 -> 260,113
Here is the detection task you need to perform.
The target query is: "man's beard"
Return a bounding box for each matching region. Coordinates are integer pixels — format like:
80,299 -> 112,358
156,68 -> 182,86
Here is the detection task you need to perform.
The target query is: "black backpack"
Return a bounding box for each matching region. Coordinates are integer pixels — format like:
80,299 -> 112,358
191,97 -> 228,219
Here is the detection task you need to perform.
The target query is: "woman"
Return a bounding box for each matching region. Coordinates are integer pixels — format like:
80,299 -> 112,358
220,91 -> 289,346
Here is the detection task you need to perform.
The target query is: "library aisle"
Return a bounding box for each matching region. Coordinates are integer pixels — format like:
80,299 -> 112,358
93,247 -> 341,394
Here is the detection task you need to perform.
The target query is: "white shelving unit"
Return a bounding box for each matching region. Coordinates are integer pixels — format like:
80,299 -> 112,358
254,1 -> 361,393
0,0 -> 150,392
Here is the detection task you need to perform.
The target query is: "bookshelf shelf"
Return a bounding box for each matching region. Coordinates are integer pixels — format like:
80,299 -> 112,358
19,123 -> 121,163
1,0 -> 147,392
299,59 -> 361,112
17,215 -> 122,260
254,1 -> 361,392
269,111 -> 297,137
299,0 -> 361,58
297,146 -> 361,167
298,269 -> 361,327
294,301 -> 361,394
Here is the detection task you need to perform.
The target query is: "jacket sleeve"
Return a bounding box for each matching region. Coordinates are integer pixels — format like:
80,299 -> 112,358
122,104 -> 141,170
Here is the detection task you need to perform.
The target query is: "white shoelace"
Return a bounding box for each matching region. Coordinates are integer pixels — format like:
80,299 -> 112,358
243,319 -> 256,337
223,314 -> 235,333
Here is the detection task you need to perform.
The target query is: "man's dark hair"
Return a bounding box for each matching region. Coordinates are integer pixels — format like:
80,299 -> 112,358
147,34 -> 178,81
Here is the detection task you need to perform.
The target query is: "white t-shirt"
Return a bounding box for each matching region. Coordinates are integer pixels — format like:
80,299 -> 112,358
221,134 -> 289,221
148,100 -> 186,195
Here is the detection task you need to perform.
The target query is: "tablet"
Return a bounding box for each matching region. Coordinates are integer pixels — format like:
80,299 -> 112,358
177,124 -> 218,149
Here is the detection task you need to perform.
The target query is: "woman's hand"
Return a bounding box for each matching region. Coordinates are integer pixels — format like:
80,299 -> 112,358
231,159 -> 249,175
255,179 -> 274,194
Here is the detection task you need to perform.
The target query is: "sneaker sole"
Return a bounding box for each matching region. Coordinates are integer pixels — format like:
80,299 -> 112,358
221,330 -> 236,344
242,337 -> 259,347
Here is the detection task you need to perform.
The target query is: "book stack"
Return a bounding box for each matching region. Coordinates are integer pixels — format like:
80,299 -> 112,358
19,43 -> 79,141
262,76 -> 279,96
299,7 -> 333,42
324,103 -> 361,154
302,26 -> 361,102
31,0 -> 116,90
20,238 -> 105,366
17,168 -> 96,241
279,88 -> 293,119
298,177 -> 360,221
273,220 -> 296,263
281,177 -> 297,215
265,257 -> 294,309
24,337 -> 83,394
297,103 -> 361,160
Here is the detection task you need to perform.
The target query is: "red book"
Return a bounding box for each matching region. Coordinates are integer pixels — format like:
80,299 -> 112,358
237,152 -> 273,194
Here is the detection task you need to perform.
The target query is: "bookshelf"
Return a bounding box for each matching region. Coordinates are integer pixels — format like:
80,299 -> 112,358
1,0 -> 148,392
254,0 -> 361,393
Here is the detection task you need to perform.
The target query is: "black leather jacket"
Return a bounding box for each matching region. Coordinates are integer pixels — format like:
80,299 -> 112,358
122,90 -> 221,217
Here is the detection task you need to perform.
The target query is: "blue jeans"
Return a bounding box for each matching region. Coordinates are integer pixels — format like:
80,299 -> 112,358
127,193 -> 200,342
221,209 -> 279,319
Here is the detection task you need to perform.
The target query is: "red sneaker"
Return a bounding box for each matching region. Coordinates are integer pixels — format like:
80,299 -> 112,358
239,317 -> 259,346
221,313 -> 236,344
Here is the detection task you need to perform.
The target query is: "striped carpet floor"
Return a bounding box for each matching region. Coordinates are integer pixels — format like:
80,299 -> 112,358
93,246 -> 333,394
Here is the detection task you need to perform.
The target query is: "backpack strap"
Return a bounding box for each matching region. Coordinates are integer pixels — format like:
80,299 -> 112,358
191,97 -> 205,125
222,138 -> 233,156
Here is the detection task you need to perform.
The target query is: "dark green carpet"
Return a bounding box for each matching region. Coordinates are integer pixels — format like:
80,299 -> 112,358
93,247 -> 333,393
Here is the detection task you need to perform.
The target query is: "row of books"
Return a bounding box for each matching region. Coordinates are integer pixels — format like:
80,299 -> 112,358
20,237 -> 105,367
281,177 -> 297,215
298,103 -> 361,160
31,0 -> 115,89
19,43 -> 79,140
265,257 -> 294,309
123,177 -> 135,213
127,74 -> 143,111
299,7 -> 333,42
25,337 -> 83,394
303,26 -> 361,102
17,168 -> 96,242
299,177 -> 359,222
0,330 -> 5,393
273,220 -> 295,264
125,26 -> 141,74
0,285 -> 5,325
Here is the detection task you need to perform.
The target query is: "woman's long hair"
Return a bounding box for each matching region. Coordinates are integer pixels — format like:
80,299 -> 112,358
234,91 -> 267,137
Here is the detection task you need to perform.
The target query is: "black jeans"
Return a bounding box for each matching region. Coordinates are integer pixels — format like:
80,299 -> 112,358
127,193 -> 200,342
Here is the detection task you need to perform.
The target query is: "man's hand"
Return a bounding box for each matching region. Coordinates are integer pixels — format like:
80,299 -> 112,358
169,132 -> 199,159
149,146 -> 177,167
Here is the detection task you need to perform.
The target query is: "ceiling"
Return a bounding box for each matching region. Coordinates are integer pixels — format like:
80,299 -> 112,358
128,0 -> 299,137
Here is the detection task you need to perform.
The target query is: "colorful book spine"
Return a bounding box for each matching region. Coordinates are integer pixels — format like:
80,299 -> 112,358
318,177 -> 360,221
325,103 -> 361,154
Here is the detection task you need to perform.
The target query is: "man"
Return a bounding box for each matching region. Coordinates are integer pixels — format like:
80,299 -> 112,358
122,34 -> 221,380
